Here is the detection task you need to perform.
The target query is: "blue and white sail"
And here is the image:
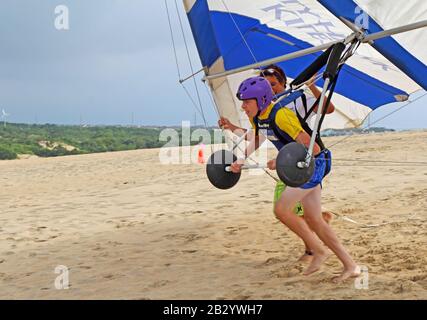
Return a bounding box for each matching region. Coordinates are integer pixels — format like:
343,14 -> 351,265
183,0 -> 427,130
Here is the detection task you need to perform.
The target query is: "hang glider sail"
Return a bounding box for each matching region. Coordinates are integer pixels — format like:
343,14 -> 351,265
182,0 -> 427,130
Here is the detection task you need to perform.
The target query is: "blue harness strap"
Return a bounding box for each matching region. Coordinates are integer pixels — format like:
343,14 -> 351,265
274,89 -> 305,110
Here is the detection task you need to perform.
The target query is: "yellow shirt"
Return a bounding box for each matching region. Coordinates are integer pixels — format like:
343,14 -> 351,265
249,103 -> 303,140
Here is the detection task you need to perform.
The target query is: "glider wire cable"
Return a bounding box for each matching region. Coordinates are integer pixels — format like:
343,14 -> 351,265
202,80 -> 280,183
166,0 -> 274,178
166,0 -> 214,154
166,0 -> 262,172
174,0 -> 211,131
165,0 -> 204,120
326,91 -> 427,167
219,0 -> 304,138
323,91 -> 427,225
197,0 -> 280,182
220,0 -> 259,65
292,41 -> 427,168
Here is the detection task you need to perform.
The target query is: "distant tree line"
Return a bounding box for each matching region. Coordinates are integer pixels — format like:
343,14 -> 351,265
0,123 -> 222,160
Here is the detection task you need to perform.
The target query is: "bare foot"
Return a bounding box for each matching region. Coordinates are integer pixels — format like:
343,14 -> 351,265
303,250 -> 330,276
332,265 -> 361,283
298,251 -> 313,263
322,211 -> 333,224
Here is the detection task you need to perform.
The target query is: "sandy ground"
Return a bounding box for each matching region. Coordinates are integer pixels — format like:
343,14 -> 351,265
0,130 -> 426,300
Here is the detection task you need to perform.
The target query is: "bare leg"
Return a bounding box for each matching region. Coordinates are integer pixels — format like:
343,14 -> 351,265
301,186 -> 360,282
299,236 -> 313,263
274,187 -> 329,275
299,210 -> 333,262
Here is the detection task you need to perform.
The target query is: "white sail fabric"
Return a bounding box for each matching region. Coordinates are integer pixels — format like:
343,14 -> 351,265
183,0 -> 427,130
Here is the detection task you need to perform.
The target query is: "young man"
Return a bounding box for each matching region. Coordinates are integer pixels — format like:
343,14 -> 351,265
261,65 -> 336,259
230,76 -> 360,282
220,65 -> 334,262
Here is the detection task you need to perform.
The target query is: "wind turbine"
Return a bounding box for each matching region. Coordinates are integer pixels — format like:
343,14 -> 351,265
1,109 -> 10,127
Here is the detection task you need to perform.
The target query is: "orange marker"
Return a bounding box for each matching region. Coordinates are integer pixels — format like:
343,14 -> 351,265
198,144 -> 205,164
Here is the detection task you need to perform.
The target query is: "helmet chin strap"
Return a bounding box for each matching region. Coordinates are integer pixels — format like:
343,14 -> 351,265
254,110 -> 261,137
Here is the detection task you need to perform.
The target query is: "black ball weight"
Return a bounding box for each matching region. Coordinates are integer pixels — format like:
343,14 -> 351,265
206,150 -> 241,190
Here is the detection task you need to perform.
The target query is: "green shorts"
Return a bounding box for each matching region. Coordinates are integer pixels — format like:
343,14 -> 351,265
273,181 -> 304,216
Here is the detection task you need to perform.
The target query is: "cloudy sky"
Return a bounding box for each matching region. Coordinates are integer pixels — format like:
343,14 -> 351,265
0,0 -> 426,129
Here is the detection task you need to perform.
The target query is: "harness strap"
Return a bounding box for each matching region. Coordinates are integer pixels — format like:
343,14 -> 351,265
294,92 -> 326,151
254,90 -> 305,140
274,89 -> 305,109
317,148 -> 332,179
254,111 -> 261,136
296,77 -> 340,152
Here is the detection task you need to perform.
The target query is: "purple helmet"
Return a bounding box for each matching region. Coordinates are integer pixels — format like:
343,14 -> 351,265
236,76 -> 273,112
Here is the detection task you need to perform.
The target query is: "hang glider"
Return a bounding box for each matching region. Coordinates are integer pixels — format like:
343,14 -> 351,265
182,0 -> 427,130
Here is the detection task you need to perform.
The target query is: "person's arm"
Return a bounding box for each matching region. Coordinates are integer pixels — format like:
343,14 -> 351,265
295,130 -> 321,155
229,134 -> 266,173
218,117 -> 246,136
219,117 -> 255,141
308,82 -> 335,114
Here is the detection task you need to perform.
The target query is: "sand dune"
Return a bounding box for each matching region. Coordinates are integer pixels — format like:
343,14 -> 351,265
0,131 -> 426,299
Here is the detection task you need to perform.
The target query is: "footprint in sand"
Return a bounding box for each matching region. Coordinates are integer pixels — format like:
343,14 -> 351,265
34,239 -> 48,243
93,244 -> 103,251
229,287 -> 253,300
183,210 -> 204,216
239,194 -> 259,199
165,232 -> 206,243
271,266 -> 303,278
149,280 -> 170,288
392,282 -> 408,294
79,265 -> 92,270
181,250 -> 198,254
225,227 -> 239,235
260,257 -> 287,266
107,241 -> 123,246
410,274 -> 427,282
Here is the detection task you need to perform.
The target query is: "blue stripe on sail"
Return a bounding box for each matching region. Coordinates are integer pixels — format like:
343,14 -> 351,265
209,11 -> 408,110
319,0 -> 427,90
186,0 -> 220,68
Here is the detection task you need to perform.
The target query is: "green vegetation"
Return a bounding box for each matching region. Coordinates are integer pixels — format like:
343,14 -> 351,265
0,123 -> 221,160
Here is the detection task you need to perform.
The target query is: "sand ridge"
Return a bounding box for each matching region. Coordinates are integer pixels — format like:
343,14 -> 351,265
0,131 -> 426,299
